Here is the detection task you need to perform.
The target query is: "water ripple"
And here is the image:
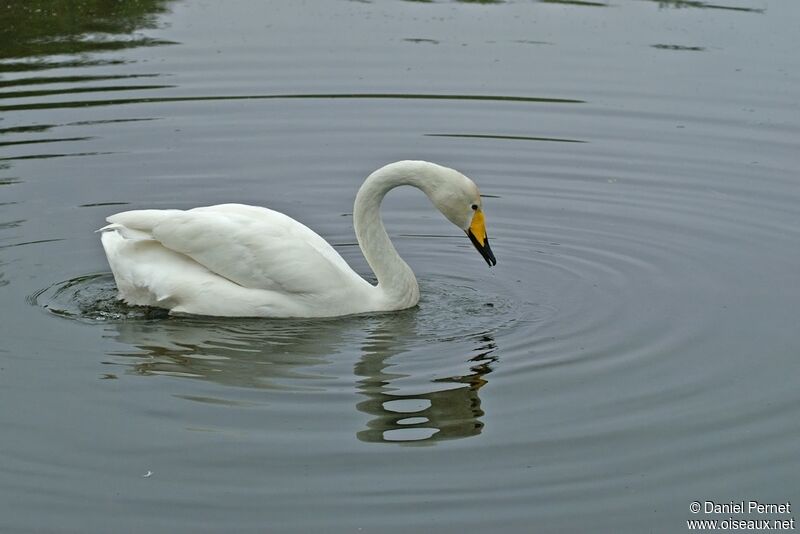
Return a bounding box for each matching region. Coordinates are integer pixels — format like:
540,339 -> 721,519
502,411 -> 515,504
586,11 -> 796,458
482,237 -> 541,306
0,92 -> 585,113
28,270 -> 535,444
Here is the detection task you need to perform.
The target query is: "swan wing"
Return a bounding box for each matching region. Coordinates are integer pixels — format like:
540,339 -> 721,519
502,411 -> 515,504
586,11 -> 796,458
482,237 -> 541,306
106,204 -> 363,295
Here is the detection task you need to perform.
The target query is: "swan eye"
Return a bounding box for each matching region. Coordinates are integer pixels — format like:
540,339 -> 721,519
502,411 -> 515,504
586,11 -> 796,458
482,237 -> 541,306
471,204 -> 478,211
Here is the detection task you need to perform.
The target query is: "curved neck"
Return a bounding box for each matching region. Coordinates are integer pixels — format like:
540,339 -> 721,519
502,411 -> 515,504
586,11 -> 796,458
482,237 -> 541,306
353,161 -> 444,308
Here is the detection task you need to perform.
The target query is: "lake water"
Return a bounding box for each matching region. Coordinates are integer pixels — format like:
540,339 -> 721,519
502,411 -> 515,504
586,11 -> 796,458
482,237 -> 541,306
1,1 -> 798,532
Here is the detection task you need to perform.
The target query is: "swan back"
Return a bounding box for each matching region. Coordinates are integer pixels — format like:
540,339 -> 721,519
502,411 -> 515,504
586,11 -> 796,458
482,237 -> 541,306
101,204 -> 377,316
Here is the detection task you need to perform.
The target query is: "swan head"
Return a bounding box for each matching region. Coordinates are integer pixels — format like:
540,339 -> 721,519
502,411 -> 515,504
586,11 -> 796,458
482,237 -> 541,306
422,164 -> 497,267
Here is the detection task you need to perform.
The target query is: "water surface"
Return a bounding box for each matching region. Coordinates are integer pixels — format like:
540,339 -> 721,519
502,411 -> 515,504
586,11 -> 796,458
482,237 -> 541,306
1,1 -> 798,532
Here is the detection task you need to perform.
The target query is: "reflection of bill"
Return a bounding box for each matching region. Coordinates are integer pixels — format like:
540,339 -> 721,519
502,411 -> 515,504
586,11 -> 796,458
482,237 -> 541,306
106,308 -> 498,445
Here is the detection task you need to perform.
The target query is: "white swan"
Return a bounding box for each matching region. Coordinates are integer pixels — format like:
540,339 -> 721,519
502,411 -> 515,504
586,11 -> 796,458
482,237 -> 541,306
98,160 -> 496,318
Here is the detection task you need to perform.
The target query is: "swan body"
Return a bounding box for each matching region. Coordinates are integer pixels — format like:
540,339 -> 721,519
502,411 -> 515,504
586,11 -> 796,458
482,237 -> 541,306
99,160 -> 495,318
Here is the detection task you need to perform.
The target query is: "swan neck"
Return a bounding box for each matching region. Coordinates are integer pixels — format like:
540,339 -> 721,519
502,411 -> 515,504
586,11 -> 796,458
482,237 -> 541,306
354,162 -> 441,308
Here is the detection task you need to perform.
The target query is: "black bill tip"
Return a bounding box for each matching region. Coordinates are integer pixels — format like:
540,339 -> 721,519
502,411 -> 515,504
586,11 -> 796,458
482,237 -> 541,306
467,230 -> 497,267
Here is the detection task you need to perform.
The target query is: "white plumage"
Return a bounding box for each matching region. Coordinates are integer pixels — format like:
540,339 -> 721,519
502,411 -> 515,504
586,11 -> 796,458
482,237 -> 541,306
99,160 -> 495,318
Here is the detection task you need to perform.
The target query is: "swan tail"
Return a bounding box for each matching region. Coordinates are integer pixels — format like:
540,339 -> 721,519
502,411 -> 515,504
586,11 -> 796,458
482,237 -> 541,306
96,223 -> 155,242
106,209 -> 183,232
100,230 -> 179,307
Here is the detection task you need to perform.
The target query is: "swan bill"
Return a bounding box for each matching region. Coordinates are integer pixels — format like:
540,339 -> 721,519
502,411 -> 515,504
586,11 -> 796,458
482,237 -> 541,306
467,209 -> 496,266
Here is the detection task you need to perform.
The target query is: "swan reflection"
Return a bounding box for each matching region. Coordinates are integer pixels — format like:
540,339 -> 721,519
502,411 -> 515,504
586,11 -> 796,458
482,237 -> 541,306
109,316 -> 344,389
104,306 -> 497,444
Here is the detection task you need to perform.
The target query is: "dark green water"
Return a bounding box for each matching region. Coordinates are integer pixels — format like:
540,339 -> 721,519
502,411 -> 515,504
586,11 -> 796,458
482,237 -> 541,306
1,1 -> 798,532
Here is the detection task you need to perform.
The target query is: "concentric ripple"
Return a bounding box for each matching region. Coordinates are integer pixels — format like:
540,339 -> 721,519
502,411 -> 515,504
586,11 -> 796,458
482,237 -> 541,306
3,1 -> 800,530
30,270 -> 538,443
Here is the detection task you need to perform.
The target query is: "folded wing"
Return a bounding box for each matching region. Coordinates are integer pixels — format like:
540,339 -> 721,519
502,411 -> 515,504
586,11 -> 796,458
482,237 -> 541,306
105,204 -> 364,296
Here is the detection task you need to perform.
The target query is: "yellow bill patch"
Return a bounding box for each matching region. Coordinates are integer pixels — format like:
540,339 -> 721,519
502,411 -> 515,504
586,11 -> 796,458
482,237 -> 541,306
469,209 -> 487,246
